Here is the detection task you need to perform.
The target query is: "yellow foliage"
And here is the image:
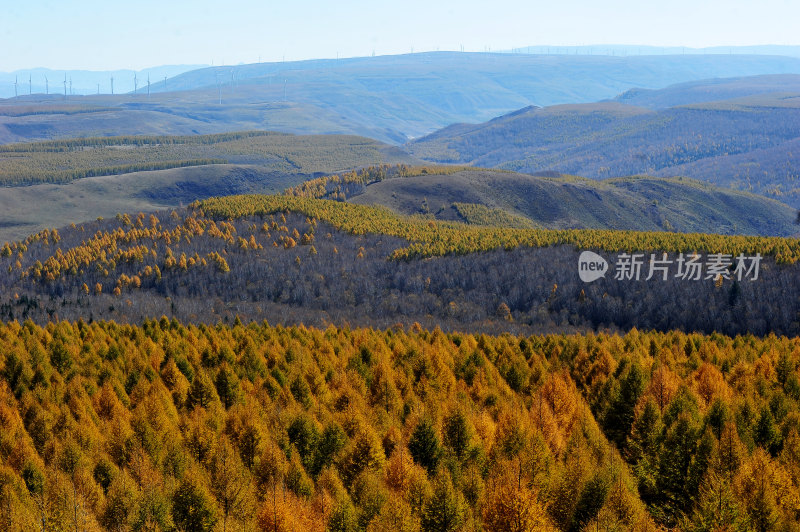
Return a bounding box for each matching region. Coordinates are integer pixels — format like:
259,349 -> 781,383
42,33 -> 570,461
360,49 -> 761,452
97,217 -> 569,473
483,481 -> 557,532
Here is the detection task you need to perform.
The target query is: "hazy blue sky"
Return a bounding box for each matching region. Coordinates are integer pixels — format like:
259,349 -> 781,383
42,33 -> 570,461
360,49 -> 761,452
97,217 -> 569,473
2,0 -> 799,71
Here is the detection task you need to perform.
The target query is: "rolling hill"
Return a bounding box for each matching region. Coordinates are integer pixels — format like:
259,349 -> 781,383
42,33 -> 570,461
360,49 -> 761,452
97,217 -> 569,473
0,96 -> 390,145
0,132 -> 416,242
343,169 -> 799,236
5,53 -> 800,144
406,87 -> 800,207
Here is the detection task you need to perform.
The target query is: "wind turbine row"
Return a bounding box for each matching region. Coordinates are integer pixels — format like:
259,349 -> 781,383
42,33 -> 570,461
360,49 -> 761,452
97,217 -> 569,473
7,73 -> 166,98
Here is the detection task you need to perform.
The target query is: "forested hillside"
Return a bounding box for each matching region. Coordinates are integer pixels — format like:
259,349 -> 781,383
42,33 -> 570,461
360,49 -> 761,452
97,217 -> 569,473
406,94 -> 800,207
0,195 -> 798,335
0,132 -> 408,186
0,177 -> 796,531
7,14 -> 800,532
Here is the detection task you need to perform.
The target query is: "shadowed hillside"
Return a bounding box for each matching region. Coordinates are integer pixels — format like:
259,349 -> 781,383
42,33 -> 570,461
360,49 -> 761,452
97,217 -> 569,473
1,195 -> 799,336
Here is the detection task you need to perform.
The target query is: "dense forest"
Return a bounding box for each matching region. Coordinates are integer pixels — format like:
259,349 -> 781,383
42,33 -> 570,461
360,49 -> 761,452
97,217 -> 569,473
1,320 -> 800,530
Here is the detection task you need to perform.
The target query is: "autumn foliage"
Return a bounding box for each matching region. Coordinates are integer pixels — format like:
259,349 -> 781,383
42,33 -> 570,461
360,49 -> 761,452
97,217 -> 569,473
0,320 -> 796,530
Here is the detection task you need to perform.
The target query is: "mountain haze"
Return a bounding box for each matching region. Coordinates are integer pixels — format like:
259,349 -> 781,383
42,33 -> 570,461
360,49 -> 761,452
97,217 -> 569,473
0,65 -> 207,98
4,53 -> 800,144
614,73 -> 800,108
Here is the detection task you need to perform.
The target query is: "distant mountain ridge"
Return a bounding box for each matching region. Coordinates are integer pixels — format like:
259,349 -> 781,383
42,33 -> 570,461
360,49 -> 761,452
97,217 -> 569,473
613,74 -> 800,108
4,53 -> 800,144
506,44 -> 800,57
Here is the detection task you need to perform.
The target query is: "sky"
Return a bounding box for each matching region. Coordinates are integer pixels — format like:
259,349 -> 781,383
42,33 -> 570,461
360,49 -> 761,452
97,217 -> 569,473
2,0 -> 800,72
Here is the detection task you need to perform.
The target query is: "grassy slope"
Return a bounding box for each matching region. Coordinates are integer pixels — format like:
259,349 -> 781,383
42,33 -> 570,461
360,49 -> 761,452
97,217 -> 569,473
0,164 -> 292,242
346,169 -> 798,236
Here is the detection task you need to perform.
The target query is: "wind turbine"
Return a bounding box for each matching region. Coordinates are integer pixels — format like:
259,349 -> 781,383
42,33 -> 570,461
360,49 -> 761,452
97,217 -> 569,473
63,73 -> 67,99
134,73 -> 138,94
164,76 -> 167,91
147,74 -> 150,99
69,77 -> 72,96
29,75 -> 31,95
110,76 -> 114,95
45,76 -> 48,95
14,76 -> 17,98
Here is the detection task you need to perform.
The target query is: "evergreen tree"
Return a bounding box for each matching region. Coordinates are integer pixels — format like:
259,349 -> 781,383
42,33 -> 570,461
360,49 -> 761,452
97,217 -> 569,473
754,405 -> 779,456
626,397 -> 663,502
172,474 -> 219,532
657,413 -> 699,526
684,472 -> 750,532
214,365 -> 241,409
409,419 -> 443,474
603,361 -> 645,449
421,473 -> 466,532
442,410 -> 471,460
187,369 -> 219,409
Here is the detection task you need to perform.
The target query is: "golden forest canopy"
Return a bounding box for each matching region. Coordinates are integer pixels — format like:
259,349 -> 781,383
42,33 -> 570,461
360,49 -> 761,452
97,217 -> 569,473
0,319 -> 799,530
